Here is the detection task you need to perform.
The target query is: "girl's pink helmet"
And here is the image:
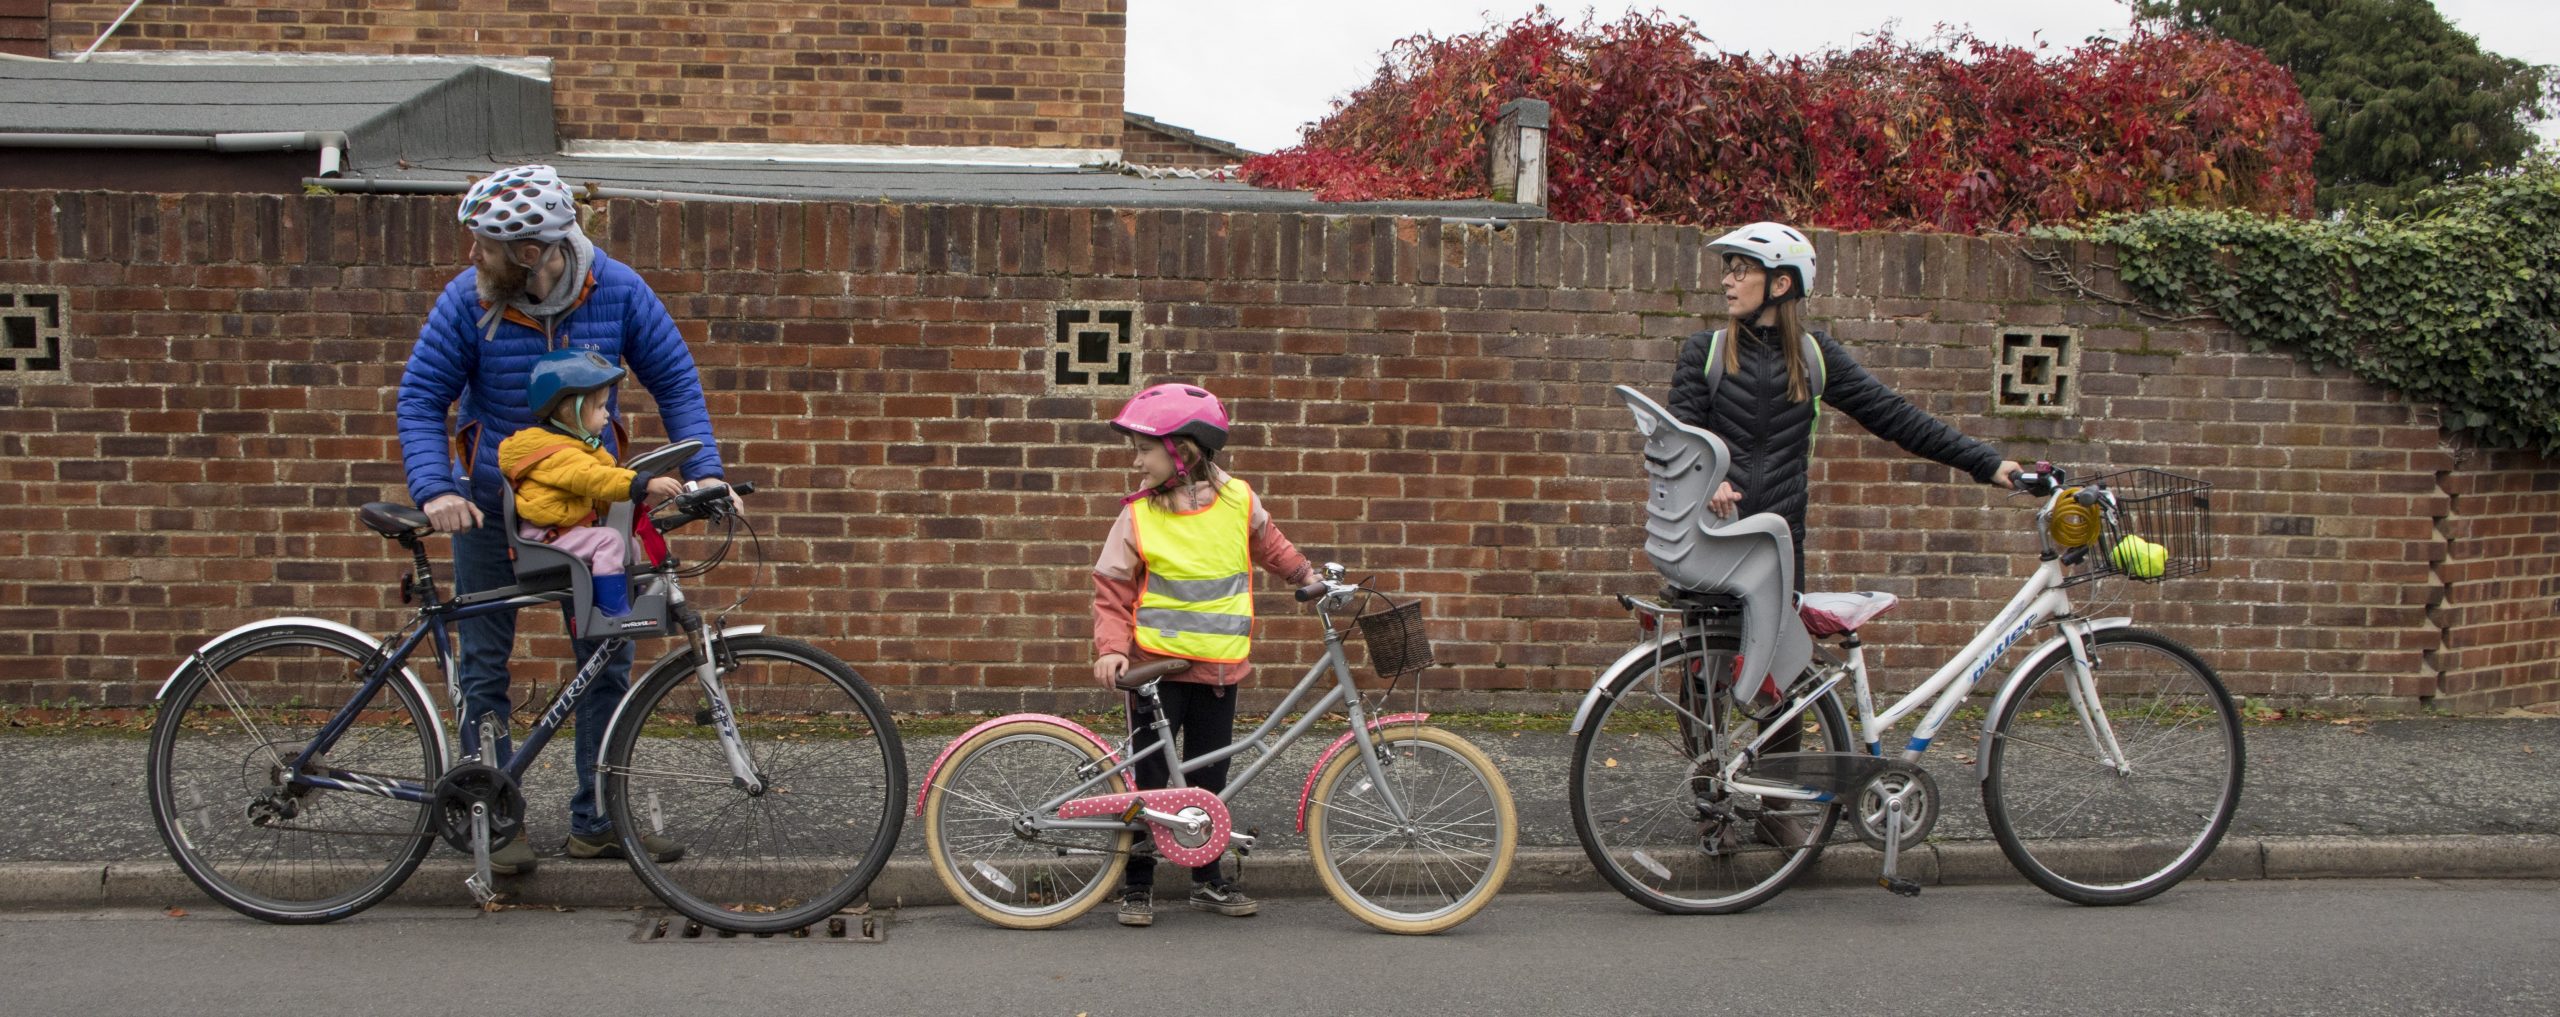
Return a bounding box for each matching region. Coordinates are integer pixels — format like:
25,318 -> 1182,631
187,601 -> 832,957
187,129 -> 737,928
1109,383 -> 1230,454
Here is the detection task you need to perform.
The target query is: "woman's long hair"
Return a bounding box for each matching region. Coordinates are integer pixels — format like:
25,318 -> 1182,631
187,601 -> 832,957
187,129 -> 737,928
1722,272 -> 1813,403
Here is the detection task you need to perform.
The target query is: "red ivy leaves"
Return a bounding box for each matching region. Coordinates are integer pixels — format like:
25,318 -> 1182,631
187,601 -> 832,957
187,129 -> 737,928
1243,9 -> 2318,231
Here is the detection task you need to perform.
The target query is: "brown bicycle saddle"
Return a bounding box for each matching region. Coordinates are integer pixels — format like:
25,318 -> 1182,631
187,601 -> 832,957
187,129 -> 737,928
1113,657 -> 1194,692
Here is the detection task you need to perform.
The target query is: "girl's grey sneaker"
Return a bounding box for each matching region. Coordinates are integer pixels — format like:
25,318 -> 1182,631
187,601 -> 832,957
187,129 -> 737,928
1116,889 -> 1154,927
564,827 -> 686,863
1189,880 -> 1259,916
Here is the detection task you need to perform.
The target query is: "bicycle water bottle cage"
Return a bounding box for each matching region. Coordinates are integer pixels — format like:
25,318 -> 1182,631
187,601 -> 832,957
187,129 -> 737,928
1611,385 -> 1813,704
496,439 -> 701,640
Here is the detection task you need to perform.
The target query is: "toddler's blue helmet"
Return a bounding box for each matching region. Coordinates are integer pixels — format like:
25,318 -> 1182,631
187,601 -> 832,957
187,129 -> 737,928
527,348 -> 625,422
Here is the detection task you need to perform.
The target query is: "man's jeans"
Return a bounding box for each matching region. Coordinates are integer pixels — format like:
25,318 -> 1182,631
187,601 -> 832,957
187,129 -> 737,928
452,515 -> 635,839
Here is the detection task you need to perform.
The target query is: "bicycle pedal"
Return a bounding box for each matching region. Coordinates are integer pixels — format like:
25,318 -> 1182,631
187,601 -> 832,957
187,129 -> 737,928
1879,876 -> 1922,898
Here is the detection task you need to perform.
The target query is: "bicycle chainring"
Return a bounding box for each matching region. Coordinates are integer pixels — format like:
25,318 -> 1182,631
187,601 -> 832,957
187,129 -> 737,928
1853,762 -> 1940,852
432,763 -> 527,853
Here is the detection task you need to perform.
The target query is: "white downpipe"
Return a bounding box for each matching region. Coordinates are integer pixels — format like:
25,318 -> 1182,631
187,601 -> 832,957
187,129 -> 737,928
74,0 -> 154,63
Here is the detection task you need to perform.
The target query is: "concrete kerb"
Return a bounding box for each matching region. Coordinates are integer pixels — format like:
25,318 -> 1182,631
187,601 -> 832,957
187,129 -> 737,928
10,834 -> 2554,913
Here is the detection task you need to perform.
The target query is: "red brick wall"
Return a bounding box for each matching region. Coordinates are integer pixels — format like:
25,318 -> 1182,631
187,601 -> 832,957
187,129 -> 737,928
2435,450 -> 2560,710
1121,120 -> 1242,170
1,0 -> 44,58
45,0 -> 1126,149
0,192 -> 2546,714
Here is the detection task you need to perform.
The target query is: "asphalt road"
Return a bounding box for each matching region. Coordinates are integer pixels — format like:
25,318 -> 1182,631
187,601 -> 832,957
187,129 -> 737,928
3,879 -> 2551,1017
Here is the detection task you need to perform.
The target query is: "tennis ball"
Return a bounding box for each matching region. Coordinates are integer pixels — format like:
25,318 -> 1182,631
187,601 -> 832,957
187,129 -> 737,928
2111,535 -> 2168,579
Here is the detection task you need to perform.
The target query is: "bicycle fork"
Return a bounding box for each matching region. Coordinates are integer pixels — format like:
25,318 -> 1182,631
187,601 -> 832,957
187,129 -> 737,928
678,601 -> 764,795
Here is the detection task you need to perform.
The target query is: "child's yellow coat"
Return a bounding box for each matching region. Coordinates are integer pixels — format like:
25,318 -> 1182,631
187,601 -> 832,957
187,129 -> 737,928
497,427 -> 636,528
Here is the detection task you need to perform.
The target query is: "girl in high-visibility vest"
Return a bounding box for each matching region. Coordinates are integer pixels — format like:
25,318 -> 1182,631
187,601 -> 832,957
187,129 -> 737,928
1091,382 -> 1314,928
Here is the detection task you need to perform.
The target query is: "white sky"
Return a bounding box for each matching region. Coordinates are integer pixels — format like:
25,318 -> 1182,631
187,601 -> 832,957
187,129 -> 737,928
1126,0 -> 2560,155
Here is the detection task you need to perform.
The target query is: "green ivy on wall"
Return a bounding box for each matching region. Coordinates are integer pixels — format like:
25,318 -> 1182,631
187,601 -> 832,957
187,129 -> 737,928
2034,159 -> 2560,453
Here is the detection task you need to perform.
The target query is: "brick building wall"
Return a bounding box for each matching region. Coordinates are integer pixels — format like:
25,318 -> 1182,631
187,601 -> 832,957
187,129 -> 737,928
1,0 -> 43,58
45,0 -> 1127,149
0,191 -> 2548,714
1121,114 -> 1248,170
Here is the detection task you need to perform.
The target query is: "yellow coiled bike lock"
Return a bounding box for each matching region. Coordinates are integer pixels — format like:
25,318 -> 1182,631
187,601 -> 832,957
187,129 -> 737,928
2045,488 -> 2104,549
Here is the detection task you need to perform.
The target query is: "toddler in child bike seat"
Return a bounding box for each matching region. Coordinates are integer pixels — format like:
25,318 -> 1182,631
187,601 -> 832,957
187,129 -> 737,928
497,348 -> 682,623
1090,382 -> 1316,927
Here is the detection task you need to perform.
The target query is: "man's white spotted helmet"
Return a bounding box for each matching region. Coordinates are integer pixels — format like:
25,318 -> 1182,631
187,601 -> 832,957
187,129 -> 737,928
458,164 -> 579,244
1708,221 -> 1817,297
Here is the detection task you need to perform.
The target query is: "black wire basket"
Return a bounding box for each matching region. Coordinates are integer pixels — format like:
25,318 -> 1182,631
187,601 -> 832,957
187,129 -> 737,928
1355,598 -> 1436,678
2069,467 -> 2214,587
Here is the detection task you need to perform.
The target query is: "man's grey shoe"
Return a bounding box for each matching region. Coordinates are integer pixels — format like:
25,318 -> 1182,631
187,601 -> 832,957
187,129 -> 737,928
487,837 -> 537,877
564,827 -> 685,863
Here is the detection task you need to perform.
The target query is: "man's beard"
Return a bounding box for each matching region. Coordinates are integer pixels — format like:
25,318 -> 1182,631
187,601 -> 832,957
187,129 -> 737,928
475,250 -> 534,305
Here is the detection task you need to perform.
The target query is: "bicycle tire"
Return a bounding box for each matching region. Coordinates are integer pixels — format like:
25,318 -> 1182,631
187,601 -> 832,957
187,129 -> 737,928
146,623 -> 442,924
1306,723 -> 1517,934
602,634 -> 907,934
1982,627 -> 2243,905
1568,634 -> 1850,914
922,718 -> 1134,929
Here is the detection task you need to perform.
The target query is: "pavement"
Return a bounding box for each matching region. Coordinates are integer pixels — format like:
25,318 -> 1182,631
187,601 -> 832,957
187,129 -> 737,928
5,881 -> 2556,1016
2,714 -> 2555,910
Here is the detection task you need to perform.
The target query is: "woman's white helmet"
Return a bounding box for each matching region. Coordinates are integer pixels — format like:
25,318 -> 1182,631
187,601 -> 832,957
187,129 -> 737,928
1708,221 -> 1817,296
458,164 -> 580,244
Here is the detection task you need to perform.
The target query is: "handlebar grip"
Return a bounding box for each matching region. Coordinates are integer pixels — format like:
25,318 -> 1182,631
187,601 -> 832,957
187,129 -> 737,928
1295,582 -> 1329,603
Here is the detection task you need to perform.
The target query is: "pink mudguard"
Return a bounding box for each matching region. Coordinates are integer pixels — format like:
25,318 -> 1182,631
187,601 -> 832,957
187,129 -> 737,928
914,713 -> 1123,817
1295,713 -> 1431,832
1055,786 -> 1231,869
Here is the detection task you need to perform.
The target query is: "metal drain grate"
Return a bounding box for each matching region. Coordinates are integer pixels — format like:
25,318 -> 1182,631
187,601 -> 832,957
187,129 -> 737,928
629,906 -> 886,944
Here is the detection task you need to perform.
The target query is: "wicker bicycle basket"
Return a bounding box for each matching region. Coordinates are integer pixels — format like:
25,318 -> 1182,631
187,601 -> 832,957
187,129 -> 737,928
2067,467 -> 2214,587
1355,599 -> 1435,678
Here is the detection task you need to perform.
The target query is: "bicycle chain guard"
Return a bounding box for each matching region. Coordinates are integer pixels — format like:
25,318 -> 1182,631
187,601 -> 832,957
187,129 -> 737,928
1056,787 -> 1231,869
432,763 -> 527,854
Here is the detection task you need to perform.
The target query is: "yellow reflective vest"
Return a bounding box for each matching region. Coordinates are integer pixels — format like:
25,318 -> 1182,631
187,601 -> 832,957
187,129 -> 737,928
1131,478 -> 1255,664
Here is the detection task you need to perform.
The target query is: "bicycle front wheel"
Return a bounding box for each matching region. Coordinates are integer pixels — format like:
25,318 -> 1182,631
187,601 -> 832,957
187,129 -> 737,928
1982,627 -> 2243,905
1568,634 -> 1850,914
922,719 -> 1133,929
1306,723 -> 1517,934
602,635 -> 907,934
146,623 -> 442,923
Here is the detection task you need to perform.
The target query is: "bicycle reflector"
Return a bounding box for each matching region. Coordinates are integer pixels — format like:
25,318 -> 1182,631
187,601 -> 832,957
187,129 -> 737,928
2046,490 -> 2103,548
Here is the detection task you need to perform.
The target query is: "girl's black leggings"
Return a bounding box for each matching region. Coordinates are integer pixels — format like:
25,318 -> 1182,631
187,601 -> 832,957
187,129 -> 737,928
1124,679 -> 1237,888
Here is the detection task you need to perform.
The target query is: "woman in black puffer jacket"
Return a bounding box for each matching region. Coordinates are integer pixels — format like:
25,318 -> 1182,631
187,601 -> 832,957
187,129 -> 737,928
1668,222 -> 2021,589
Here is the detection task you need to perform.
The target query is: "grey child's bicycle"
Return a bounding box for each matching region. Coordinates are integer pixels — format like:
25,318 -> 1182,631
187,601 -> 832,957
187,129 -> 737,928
913,563 -> 1518,934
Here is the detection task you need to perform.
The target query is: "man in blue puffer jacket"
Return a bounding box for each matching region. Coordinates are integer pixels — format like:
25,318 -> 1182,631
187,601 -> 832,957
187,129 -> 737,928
396,164 -> 727,875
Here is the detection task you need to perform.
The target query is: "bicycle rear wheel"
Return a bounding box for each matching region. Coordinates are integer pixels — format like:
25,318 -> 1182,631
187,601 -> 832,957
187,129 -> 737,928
1982,628 -> 2243,905
1568,634 -> 1850,914
922,719 -> 1133,929
602,634 -> 906,934
1306,723 -> 1517,934
146,623 -> 442,923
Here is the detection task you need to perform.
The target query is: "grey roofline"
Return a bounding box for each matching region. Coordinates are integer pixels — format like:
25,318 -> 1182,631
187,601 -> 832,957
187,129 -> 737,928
1122,111 -> 1259,161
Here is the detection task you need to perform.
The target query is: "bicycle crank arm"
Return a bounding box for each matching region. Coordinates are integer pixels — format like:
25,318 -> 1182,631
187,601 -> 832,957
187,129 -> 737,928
1228,829 -> 1257,852
465,803 -> 497,905
1138,807 -> 1208,837
1876,794 -> 1921,897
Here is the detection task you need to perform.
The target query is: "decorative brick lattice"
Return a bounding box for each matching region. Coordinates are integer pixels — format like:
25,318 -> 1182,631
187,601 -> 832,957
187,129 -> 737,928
0,288 -> 66,375
1995,329 -> 2075,414
1048,304 -> 1140,393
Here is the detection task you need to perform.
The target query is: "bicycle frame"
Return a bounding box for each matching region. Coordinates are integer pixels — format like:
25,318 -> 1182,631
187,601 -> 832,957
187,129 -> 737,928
189,563 -> 764,810
1588,485 -> 2137,810
1016,593 -> 1416,841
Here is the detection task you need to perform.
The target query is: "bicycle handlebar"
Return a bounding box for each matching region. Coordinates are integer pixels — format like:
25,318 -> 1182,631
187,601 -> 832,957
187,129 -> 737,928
650,480 -> 754,534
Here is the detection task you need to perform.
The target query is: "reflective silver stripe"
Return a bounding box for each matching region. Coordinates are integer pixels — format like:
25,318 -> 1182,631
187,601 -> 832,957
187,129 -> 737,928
1147,573 -> 1248,602
1137,607 -> 1252,637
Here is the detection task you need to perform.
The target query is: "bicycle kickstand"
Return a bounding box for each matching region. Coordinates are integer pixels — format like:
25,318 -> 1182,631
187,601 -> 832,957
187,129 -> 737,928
465,802 -> 498,906
1876,793 -> 1922,898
